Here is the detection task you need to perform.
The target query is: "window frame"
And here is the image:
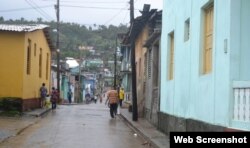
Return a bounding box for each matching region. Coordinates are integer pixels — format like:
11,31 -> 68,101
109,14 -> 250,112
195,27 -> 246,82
202,3 -> 214,74
168,31 -> 175,80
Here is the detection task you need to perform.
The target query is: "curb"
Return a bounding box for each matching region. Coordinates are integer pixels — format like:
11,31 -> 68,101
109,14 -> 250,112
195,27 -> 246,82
119,114 -> 160,148
0,109 -> 50,144
23,108 -> 51,117
0,118 -> 40,144
39,108 -> 52,117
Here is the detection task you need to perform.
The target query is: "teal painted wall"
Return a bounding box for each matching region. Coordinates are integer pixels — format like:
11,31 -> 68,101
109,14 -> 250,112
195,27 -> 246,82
160,0 -> 237,127
229,0 -> 250,129
61,75 -> 69,100
230,0 -> 250,81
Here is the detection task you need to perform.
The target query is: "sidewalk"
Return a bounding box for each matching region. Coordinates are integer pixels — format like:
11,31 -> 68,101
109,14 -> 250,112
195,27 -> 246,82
0,108 -> 50,143
119,107 -> 169,148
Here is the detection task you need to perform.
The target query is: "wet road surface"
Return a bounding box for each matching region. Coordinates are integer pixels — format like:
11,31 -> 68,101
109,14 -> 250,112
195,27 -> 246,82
0,102 -> 151,148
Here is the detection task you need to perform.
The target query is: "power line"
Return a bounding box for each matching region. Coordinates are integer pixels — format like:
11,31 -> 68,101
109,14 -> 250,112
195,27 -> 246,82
104,9 -> 123,25
28,0 -> 54,20
121,0 -> 130,24
41,0 -> 127,3
0,4 -> 139,13
60,1 -> 126,4
104,3 -> 129,25
25,0 -> 54,21
0,5 -> 53,12
122,10 -> 129,24
61,4 -> 138,10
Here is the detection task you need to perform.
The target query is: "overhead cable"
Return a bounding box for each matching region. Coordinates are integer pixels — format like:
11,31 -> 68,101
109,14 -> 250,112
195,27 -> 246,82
61,4 -> 138,10
0,5 -> 53,12
25,0 -> 54,21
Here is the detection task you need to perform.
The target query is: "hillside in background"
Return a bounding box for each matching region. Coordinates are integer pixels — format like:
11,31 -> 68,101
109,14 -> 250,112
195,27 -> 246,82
0,17 -> 128,61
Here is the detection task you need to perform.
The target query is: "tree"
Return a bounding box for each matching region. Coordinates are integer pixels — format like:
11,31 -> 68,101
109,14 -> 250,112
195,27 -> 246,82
0,17 -> 128,62
0,17 -> 4,22
37,18 -> 43,23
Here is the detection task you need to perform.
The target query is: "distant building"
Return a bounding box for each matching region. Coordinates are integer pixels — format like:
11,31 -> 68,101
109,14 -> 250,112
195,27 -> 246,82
82,59 -> 103,68
0,24 -> 54,111
78,46 -> 94,51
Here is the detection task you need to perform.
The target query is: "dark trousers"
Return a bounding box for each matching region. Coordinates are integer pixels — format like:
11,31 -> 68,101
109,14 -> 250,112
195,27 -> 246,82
68,98 -> 72,104
52,102 -> 57,109
119,99 -> 123,107
110,103 -> 118,118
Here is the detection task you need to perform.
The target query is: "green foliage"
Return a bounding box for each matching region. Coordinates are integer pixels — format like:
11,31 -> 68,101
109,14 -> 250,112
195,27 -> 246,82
0,110 -> 21,117
0,17 -> 128,61
0,97 -> 22,112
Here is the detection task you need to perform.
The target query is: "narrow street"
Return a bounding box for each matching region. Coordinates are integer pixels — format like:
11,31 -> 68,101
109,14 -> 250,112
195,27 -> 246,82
0,102 -> 150,148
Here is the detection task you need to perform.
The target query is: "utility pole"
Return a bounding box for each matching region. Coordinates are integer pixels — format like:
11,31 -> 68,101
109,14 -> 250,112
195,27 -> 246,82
130,0 -> 138,121
56,0 -> 60,99
130,0 -> 134,24
114,37 -> 117,89
78,50 -> 83,103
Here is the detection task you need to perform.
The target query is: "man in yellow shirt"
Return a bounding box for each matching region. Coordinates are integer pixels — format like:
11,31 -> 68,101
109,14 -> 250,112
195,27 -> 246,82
119,87 -> 125,107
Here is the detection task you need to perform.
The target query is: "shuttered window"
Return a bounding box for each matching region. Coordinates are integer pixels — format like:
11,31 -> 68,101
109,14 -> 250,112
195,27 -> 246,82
203,4 -> 214,74
34,43 -> 37,56
39,48 -> 42,78
46,53 -> 49,80
27,39 -> 31,75
169,32 -> 174,80
184,18 -> 190,42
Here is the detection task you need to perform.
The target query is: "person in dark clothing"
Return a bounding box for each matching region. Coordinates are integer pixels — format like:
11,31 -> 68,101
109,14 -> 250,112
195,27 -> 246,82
40,83 -> 48,108
50,87 -> 58,110
67,89 -> 73,104
85,93 -> 91,104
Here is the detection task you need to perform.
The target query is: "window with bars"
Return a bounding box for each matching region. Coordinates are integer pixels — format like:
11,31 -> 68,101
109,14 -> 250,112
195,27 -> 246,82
139,58 -> 141,77
148,49 -> 152,79
153,45 -> 159,87
144,53 -> 147,79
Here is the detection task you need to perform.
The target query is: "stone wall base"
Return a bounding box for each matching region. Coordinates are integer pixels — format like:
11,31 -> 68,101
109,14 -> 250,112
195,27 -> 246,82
22,98 -> 40,111
158,112 -> 225,135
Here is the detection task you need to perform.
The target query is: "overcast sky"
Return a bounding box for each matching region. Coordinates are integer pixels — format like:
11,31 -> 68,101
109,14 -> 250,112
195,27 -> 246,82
0,0 -> 162,26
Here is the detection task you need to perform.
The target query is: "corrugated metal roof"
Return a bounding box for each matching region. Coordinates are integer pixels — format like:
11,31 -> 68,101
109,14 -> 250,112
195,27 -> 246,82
0,24 -> 55,51
0,24 -> 48,32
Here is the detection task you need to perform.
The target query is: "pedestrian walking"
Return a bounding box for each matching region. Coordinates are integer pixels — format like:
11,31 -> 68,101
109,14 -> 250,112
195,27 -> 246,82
67,89 -> 73,104
85,93 -> 91,104
39,83 -> 48,108
94,94 -> 98,104
119,87 -> 125,107
50,87 -> 58,110
105,88 -> 118,118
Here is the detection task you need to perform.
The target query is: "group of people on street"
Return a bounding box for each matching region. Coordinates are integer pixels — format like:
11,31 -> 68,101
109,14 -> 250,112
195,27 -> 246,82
39,83 -> 59,110
105,87 -> 125,118
40,83 -> 74,110
40,82 -> 126,118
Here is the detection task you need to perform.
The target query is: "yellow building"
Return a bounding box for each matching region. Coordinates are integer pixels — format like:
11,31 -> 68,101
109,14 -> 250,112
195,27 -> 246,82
0,24 -> 54,111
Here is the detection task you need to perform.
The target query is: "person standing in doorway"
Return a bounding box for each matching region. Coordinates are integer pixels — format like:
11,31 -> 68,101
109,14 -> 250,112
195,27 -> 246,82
67,89 -> 73,104
105,88 -> 118,118
51,87 -> 58,110
40,83 -> 48,108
